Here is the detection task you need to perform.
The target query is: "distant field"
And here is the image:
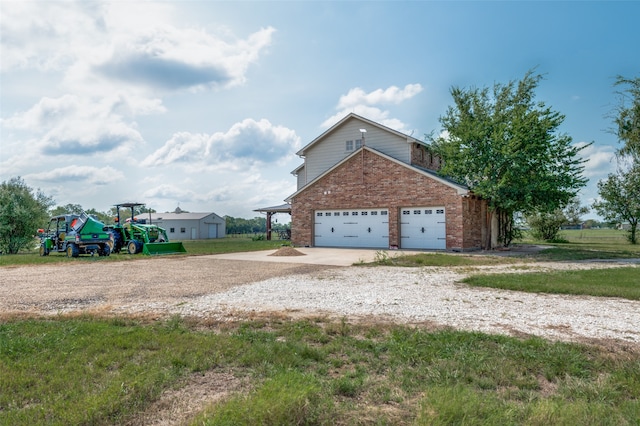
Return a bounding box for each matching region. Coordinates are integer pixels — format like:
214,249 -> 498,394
560,228 -> 630,243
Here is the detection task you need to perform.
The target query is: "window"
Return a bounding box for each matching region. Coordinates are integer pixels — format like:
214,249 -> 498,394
317,212 -> 323,216
436,209 -> 444,214
414,210 -> 421,214
180,227 -> 186,233
352,212 -> 358,216
371,211 -> 378,215
346,139 -> 362,151
326,212 -> 331,216
402,210 -> 410,215
343,212 -> 349,216
361,211 -> 368,215
425,209 -> 433,214
169,227 -> 175,233
334,212 -> 340,216
381,211 -> 388,215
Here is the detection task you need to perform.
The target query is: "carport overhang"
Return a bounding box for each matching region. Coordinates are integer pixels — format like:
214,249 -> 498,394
254,203 -> 292,240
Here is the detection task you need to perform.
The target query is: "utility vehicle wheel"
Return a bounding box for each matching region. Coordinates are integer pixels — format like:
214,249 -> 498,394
99,244 -> 111,257
39,244 -> 49,256
127,241 -> 140,254
66,244 -> 79,258
111,231 -> 122,253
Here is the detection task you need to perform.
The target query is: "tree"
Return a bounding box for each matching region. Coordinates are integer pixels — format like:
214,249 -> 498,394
51,203 -> 84,216
224,216 -> 267,234
431,70 -> 588,247
0,177 -> 54,254
593,163 -> 640,244
563,197 -> 590,226
612,75 -> 640,161
526,197 -> 588,241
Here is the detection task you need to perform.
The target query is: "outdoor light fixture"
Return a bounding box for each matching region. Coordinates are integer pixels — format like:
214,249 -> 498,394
359,128 -> 366,146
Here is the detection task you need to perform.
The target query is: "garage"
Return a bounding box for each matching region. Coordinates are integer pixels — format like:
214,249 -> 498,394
314,208 -> 389,248
400,207 -> 446,249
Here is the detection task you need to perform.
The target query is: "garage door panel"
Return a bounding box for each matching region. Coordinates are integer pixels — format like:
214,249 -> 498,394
400,207 -> 446,250
315,209 -> 388,248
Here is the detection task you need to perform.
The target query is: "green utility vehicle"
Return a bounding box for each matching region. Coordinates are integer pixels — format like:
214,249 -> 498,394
108,202 -> 186,255
38,212 -> 113,257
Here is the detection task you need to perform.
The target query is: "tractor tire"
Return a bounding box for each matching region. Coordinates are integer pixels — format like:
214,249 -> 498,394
66,244 -> 79,258
127,241 -> 140,255
99,244 -> 111,257
39,244 -> 49,256
111,231 -> 123,253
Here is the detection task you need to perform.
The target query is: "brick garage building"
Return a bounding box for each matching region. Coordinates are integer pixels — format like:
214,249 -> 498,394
286,113 -> 489,251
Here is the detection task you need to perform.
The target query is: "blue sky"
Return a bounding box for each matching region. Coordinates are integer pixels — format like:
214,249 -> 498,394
1,1 -> 638,220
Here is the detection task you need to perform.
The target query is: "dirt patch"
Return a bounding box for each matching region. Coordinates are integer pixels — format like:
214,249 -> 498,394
124,370 -> 247,426
0,256 -> 335,316
268,246 -> 306,256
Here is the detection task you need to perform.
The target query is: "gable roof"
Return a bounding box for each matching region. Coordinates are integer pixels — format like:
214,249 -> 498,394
286,146 -> 469,202
296,113 -> 425,157
149,212 -> 223,221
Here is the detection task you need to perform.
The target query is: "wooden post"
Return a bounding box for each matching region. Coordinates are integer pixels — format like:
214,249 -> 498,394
266,212 -> 272,240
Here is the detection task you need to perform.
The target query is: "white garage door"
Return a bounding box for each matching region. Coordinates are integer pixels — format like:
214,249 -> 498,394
400,207 -> 446,249
314,209 -> 389,248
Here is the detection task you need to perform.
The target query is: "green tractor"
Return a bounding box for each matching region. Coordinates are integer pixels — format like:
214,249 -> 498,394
108,202 -> 186,255
38,212 -> 113,257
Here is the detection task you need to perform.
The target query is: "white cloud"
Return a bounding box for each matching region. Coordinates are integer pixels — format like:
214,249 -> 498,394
577,142 -> 617,178
0,1 -> 107,71
92,25 -> 276,92
1,1 -> 275,94
25,165 -> 124,186
3,94 -> 146,156
142,118 -> 300,169
337,84 -> 423,109
322,84 -> 423,131
142,174 -> 296,217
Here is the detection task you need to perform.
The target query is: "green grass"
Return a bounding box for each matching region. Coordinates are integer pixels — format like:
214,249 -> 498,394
180,236 -> 287,255
464,267 -> 640,300
1,316 -> 639,425
0,236 -> 287,266
521,228 -> 640,261
361,250 -> 520,267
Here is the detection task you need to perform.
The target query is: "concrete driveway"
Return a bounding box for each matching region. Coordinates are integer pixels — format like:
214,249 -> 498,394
212,247 -> 412,266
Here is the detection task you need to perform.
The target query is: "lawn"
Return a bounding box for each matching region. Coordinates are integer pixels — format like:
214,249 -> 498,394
522,228 -> 640,260
0,235 -> 288,266
464,267 -> 640,300
1,316 -> 639,425
2,231 -> 639,424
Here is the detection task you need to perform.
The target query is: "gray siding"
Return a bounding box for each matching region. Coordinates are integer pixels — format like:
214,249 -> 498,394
153,213 -> 226,240
296,165 -> 306,190
303,119 -> 411,185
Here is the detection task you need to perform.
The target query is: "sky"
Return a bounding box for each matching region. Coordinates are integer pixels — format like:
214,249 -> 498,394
1,1 -> 639,221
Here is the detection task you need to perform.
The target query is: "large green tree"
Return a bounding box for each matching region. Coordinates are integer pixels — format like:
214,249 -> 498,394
593,163 -> 640,244
431,70 -> 588,247
0,177 -> 54,254
612,75 -> 640,161
593,74 -> 640,244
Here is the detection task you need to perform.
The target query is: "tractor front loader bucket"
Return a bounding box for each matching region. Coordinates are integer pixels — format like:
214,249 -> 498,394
143,241 -> 187,255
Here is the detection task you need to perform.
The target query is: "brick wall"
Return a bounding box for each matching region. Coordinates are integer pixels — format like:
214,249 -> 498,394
410,143 -> 442,171
290,149 -> 487,250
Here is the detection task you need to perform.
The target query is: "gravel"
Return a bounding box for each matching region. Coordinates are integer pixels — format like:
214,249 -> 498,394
2,256 -> 639,346
123,261 -> 640,346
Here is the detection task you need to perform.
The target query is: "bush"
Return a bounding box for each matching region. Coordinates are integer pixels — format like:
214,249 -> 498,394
527,211 -> 566,242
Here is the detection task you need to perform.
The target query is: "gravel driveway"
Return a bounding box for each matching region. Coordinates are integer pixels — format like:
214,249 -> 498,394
1,253 -> 639,347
